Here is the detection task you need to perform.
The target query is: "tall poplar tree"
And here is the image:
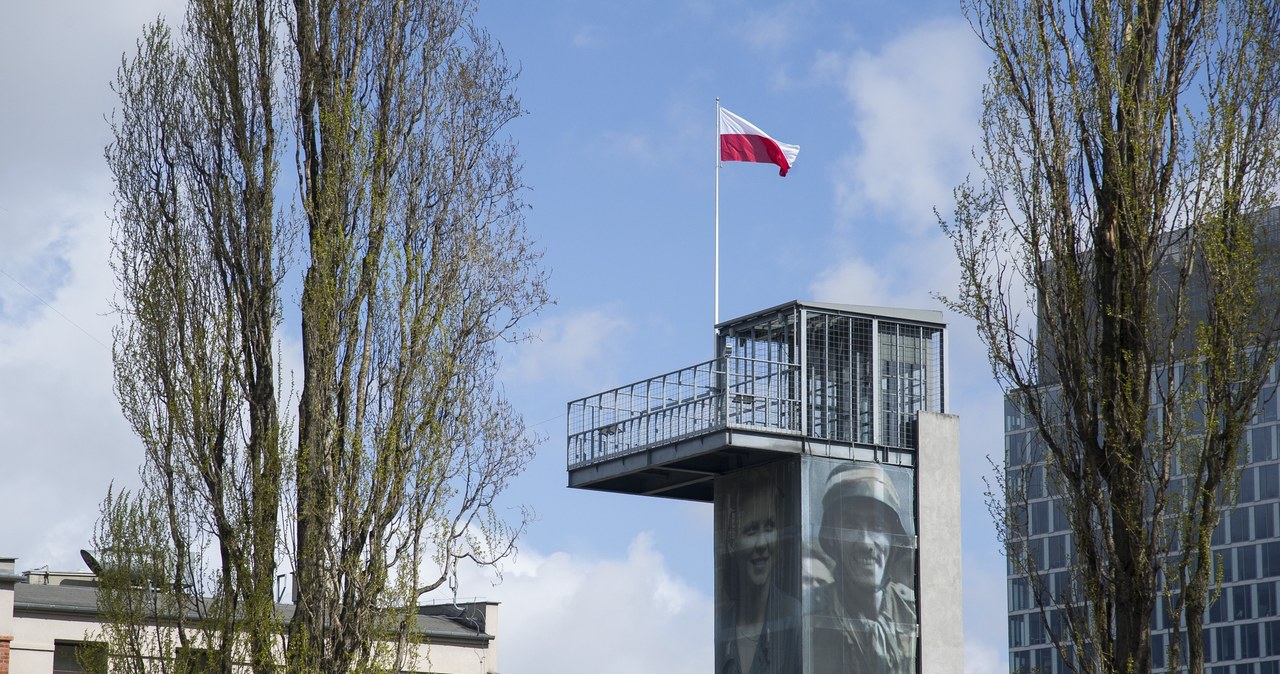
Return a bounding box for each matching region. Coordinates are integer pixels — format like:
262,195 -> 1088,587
100,0 -> 546,671
944,1 -> 1280,673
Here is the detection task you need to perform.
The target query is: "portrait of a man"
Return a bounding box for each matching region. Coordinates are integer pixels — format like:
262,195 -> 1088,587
809,461 -> 918,674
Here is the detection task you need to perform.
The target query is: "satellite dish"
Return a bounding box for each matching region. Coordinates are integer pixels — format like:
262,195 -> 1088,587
80,549 -> 104,577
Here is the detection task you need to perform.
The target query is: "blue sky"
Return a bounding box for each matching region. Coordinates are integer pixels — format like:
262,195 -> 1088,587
0,1 -> 1006,672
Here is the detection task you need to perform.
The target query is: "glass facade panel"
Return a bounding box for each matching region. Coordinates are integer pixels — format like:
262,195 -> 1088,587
1262,463 -> 1280,500
1264,542 -> 1280,578
1241,622 -> 1261,659
1240,545 -> 1259,581
1259,581 -> 1277,618
1006,383 -> 1280,673
1256,504 -> 1275,540
1255,426 -> 1275,464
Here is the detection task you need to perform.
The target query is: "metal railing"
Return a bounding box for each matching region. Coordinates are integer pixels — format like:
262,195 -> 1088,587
567,356 -> 802,469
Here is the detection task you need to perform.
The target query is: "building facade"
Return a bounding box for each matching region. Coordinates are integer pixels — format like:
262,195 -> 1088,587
0,557 -> 499,674
567,300 -> 964,674
1005,383 -> 1280,674
1004,207 -> 1280,674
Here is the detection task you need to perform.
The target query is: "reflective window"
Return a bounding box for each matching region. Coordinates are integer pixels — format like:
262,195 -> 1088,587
1234,508 -> 1252,542
1267,618 -> 1280,656
1242,467 -> 1258,504
1264,542 -> 1280,578
1240,545 -> 1259,581
1260,581 -> 1277,618
1033,647 -> 1053,674
1242,621 -> 1261,659
1211,593 -> 1229,624
1217,624 -> 1236,661
1233,585 -> 1254,620
1032,501 -> 1050,536
1261,462 -> 1280,499
1256,503 -> 1275,540
1009,614 -> 1025,648
1010,577 -> 1029,611
1259,427 -> 1275,463
1048,535 -> 1067,570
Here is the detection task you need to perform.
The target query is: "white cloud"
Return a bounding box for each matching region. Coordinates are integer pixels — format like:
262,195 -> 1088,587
807,257 -> 890,306
0,184 -> 142,572
571,24 -> 605,49
441,533 -> 712,674
505,307 -> 630,391
828,19 -> 988,234
964,638 -> 1008,674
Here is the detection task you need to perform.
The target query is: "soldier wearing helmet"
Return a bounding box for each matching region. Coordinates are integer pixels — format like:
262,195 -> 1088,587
811,462 -> 917,674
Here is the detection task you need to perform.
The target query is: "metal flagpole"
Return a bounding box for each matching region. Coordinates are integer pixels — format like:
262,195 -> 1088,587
714,97 -> 720,330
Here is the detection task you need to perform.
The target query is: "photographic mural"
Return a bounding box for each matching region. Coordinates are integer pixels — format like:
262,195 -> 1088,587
807,457 -> 918,674
715,456 -> 918,674
715,461 -> 801,674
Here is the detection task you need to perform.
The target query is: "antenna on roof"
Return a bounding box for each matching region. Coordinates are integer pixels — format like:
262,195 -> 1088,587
80,549 -> 104,576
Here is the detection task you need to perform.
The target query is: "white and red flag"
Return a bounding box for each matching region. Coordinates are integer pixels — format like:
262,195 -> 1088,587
718,107 -> 800,176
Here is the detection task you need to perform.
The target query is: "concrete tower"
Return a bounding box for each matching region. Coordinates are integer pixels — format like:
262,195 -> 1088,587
566,300 -> 963,674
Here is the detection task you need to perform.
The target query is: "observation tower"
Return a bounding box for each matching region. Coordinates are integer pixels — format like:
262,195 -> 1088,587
566,300 -> 964,674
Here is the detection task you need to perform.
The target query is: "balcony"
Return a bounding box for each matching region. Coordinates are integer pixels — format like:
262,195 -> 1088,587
567,355 -> 802,470
565,300 -> 947,501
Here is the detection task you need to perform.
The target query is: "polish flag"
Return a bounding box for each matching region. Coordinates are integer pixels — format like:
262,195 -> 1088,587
718,108 -> 800,176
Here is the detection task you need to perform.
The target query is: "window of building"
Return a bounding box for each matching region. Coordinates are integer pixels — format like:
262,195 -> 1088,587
1033,647 -> 1054,674
1052,501 -> 1070,534
1032,501 -> 1050,536
1260,581 -> 1277,618
1211,594 -> 1229,624
1234,508 -> 1253,542
1255,426 -> 1275,464
1242,468 -> 1258,505
1009,614 -> 1025,648
1233,584 -> 1254,620
1052,571 -> 1071,604
1260,385 -> 1278,423
1261,462 -> 1280,499
52,642 -> 106,674
1010,577 -> 1029,611
1242,621 -> 1261,659
1267,619 -> 1280,656
1240,545 -> 1259,581
1220,547 -> 1237,583
1007,429 -> 1026,466
1256,503 -> 1276,540
176,647 -> 216,674
1217,624 -> 1237,661
1048,535 -> 1067,570
1264,542 -> 1280,578
1012,650 -> 1031,674
1028,616 -> 1046,645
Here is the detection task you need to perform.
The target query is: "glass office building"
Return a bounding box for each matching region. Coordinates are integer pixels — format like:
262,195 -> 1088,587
1004,209 -> 1280,674
1005,374 -> 1280,674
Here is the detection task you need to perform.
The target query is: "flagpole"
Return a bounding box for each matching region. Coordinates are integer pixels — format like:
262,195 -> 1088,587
714,97 -> 720,330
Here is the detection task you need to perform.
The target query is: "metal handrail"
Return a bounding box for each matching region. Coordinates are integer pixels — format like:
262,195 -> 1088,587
567,356 -> 802,469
